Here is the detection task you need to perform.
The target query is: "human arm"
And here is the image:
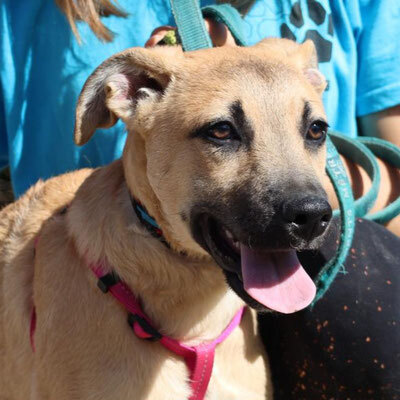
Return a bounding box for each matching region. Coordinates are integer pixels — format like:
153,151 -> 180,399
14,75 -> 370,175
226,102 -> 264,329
359,105 -> 400,148
323,148 -> 400,237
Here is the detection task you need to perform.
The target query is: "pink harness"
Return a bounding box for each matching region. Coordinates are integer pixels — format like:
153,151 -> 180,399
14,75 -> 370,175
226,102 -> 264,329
30,258 -> 245,400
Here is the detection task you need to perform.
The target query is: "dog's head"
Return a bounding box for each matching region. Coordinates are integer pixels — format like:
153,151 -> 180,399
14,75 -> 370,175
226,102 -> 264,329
74,39 -> 331,314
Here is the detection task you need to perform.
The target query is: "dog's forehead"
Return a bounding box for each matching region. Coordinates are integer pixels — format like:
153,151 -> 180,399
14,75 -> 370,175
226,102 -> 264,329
165,47 -> 324,127
181,46 -> 297,82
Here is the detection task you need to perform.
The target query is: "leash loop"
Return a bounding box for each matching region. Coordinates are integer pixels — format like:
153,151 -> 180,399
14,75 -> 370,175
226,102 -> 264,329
358,137 -> 400,223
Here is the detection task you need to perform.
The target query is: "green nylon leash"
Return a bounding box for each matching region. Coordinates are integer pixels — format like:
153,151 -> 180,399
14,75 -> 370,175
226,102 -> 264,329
330,132 -> 380,218
313,136 -> 355,303
358,137 -> 400,223
330,134 -> 400,223
201,4 -> 248,46
170,0 -> 212,50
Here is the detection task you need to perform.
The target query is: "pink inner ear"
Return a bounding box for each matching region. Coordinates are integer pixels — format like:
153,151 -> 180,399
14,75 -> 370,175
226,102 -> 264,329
304,68 -> 326,90
107,72 -> 164,102
107,73 -> 135,101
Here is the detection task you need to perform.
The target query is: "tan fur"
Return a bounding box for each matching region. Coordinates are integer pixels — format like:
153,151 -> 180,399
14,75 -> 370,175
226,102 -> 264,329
0,39 -> 327,399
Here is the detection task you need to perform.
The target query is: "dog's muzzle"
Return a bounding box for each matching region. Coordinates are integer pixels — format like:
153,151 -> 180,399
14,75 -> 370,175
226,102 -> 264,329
190,194 -> 332,314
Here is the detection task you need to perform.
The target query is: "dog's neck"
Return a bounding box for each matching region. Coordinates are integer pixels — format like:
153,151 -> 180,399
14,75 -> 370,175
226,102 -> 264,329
68,160 -> 243,344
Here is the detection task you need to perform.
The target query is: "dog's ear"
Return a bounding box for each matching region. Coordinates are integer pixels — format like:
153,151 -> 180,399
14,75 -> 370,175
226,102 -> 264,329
255,38 -> 326,94
74,46 -> 180,145
294,40 -> 326,94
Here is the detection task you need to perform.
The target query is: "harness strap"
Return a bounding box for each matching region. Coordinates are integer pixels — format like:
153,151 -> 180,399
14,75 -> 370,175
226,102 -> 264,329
30,207 -> 244,400
91,265 -> 245,400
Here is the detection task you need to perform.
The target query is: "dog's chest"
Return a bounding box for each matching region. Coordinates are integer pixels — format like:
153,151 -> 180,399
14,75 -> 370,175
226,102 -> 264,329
84,348 -> 267,400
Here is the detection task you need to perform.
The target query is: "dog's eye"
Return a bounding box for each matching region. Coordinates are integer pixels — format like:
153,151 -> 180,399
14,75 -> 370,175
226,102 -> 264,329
206,122 -> 237,141
306,121 -> 328,142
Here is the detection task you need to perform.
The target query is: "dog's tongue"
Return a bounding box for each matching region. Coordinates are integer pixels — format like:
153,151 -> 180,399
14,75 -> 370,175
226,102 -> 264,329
241,245 -> 316,313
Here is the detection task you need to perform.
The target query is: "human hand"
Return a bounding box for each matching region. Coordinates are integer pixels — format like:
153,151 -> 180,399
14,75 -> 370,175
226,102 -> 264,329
145,18 -> 236,48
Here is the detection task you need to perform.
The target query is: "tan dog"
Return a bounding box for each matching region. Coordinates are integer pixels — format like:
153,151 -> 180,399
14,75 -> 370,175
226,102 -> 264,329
0,39 -> 331,399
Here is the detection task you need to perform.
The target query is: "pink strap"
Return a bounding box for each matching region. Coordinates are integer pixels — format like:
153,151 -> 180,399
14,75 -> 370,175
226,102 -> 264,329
29,260 -> 244,400
91,264 -> 245,400
186,344 -> 215,400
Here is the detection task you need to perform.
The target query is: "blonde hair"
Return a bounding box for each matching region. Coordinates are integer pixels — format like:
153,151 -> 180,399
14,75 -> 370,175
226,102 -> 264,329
55,0 -> 127,42
56,0 -> 255,42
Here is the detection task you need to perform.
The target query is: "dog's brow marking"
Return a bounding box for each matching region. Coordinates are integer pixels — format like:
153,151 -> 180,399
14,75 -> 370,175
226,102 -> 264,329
300,100 -> 312,136
180,211 -> 188,222
230,100 -> 253,148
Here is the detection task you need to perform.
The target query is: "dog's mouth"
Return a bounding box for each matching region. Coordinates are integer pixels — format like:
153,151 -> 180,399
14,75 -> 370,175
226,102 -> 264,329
194,215 -> 316,313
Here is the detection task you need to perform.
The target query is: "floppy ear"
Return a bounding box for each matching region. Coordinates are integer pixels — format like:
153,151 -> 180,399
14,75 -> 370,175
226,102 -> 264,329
256,38 -> 326,94
74,46 -> 180,145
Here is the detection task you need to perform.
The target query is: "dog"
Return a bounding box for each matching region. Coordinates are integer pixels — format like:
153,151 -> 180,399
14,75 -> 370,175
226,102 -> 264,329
0,38 -> 331,399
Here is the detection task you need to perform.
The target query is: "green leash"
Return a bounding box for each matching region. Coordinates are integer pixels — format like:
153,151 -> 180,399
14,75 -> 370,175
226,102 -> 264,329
168,0 -> 400,302
330,132 -> 380,218
201,4 -> 248,46
330,134 -> 400,224
313,135 -> 355,303
358,137 -> 400,224
170,0 -> 212,50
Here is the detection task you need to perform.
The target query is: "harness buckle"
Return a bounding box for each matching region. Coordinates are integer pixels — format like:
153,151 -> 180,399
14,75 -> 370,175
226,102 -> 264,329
127,313 -> 162,341
97,273 -> 120,293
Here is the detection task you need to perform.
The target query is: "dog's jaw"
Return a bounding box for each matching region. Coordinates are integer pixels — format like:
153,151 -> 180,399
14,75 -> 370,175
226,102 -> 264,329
190,212 -> 328,314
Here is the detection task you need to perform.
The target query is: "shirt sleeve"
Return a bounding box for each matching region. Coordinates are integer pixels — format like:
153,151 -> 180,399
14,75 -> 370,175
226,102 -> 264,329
356,0 -> 400,117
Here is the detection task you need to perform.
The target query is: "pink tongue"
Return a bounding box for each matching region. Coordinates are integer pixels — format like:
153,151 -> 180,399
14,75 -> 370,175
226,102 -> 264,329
241,245 -> 316,314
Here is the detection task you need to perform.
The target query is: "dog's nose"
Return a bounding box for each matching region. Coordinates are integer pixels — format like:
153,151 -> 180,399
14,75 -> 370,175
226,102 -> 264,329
281,196 -> 332,241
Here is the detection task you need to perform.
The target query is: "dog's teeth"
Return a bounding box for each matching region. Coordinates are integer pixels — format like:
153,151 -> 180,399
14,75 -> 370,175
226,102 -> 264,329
224,228 -> 239,244
224,229 -> 234,240
222,227 -> 241,253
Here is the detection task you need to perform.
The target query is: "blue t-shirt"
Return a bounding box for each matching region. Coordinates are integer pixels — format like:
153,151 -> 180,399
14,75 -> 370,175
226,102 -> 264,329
1,0 -> 400,196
